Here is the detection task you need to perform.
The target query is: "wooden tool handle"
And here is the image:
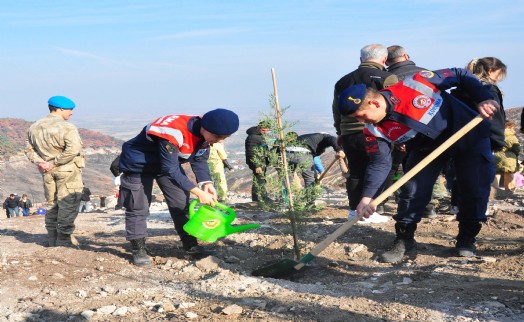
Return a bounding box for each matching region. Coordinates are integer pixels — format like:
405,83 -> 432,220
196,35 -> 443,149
317,158 -> 338,183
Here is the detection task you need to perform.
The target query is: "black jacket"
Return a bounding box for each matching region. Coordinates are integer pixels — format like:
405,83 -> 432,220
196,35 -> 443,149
18,198 -> 32,208
333,62 -> 398,135
81,187 -> 91,201
110,155 -> 121,177
298,133 -> 341,156
245,126 -> 269,170
387,60 -> 426,80
451,83 -> 505,151
4,197 -> 18,209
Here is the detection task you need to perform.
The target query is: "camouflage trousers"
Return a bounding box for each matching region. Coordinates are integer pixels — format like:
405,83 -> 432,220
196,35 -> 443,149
43,166 -> 83,234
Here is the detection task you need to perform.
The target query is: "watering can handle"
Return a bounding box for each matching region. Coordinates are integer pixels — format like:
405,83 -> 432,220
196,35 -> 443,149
188,199 -> 235,218
188,199 -> 199,218
212,202 -> 235,217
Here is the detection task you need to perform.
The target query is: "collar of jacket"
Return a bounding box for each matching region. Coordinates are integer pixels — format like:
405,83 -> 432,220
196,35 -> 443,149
188,116 -> 205,139
358,61 -> 386,70
387,60 -> 416,71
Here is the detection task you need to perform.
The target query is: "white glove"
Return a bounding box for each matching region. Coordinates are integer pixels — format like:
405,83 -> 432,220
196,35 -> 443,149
113,175 -> 121,186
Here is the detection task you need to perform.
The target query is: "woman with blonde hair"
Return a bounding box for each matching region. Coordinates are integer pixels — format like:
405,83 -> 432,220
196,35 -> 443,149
452,57 -> 508,200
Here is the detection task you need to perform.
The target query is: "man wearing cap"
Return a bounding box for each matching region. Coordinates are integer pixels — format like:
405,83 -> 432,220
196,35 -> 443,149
25,96 -> 84,247
337,69 -> 499,263
118,108 -> 239,266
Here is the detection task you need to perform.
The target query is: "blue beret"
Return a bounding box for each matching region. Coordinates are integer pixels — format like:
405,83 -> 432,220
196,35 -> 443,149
338,84 -> 367,115
48,96 -> 76,109
201,108 -> 240,135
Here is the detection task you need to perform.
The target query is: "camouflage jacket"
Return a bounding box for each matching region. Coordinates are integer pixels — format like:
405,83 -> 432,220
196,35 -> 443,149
25,114 -> 85,170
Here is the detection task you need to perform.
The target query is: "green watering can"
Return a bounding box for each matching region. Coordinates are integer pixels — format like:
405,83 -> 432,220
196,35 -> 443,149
183,200 -> 261,242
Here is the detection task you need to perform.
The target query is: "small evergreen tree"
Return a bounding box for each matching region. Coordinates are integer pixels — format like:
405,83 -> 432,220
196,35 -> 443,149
252,96 -> 322,258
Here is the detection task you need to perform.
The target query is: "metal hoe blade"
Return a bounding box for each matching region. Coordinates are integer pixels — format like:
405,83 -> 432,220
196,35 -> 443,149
251,259 -> 301,278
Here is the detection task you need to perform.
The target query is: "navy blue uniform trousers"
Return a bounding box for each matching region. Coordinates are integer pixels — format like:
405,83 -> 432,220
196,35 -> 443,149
120,172 -> 194,241
395,138 -> 494,224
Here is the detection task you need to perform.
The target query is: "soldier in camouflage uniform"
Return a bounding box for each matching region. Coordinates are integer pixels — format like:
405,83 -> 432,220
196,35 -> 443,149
25,96 -> 85,247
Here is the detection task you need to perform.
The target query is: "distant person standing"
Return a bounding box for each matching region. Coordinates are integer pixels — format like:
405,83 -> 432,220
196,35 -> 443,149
208,142 -> 233,202
79,187 -> 92,212
18,194 -> 33,217
25,96 -> 85,247
245,121 -> 271,202
332,44 -> 398,222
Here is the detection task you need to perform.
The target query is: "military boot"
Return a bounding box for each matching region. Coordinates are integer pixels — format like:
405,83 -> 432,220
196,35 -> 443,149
380,223 -> 417,263
56,232 -> 78,247
455,222 -> 482,257
130,238 -> 151,266
47,229 -> 57,247
181,236 -> 213,259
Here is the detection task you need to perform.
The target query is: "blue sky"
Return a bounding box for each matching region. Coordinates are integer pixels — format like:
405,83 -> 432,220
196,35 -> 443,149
1,0 -> 523,124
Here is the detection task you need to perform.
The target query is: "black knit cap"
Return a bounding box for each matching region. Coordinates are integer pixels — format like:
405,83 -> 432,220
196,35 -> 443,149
201,108 -> 240,135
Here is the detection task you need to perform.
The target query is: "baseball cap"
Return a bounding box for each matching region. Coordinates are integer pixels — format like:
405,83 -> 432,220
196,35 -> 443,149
338,84 -> 367,116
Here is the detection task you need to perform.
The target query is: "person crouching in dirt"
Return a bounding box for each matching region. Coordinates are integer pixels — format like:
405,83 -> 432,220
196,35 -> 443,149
118,109 -> 239,266
338,68 -> 499,263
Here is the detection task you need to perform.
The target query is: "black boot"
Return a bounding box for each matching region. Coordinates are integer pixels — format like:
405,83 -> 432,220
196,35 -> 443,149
56,232 -> 77,247
456,222 -> 482,257
380,223 -> 417,263
181,235 -> 212,259
130,238 -> 151,266
47,229 -> 57,247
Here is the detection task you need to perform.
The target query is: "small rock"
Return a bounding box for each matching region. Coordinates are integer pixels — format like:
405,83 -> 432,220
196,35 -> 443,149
241,298 -> 267,309
76,289 -> 88,299
97,305 -> 117,315
102,285 -> 115,294
163,301 -> 176,312
177,302 -> 196,309
52,273 -> 64,279
113,307 -> 128,316
397,277 -> 413,285
185,312 -> 198,319
80,310 -> 95,320
346,244 -> 366,254
481,256 -> 497,263
222,304 -> 243,315
195,256 -> 221,272
28,275 -> 38,281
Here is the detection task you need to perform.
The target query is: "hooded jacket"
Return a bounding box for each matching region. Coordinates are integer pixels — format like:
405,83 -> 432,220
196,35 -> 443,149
245,126 -> 269,171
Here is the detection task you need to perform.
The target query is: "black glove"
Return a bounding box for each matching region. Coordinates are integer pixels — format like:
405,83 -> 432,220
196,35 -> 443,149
223,159 -> 234,171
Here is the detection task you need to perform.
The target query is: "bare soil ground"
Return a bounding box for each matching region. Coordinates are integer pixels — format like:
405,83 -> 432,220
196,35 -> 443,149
1,188 -> 524,322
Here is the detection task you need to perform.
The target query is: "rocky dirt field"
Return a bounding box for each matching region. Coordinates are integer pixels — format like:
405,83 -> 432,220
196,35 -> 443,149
1,188 -> 524,322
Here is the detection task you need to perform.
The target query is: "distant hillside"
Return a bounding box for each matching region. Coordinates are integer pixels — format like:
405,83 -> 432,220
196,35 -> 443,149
0,118 -> 123,157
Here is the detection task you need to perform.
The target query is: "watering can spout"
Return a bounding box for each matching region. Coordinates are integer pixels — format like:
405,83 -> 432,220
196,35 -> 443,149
226,223 -> 261,235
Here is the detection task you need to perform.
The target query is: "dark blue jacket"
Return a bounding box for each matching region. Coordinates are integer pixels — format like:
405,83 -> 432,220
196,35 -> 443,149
119,117 -> 211,191
362,68 -> 495,197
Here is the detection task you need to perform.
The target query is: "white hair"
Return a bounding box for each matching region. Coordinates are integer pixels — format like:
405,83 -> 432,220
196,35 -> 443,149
360,44 -> 387,61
